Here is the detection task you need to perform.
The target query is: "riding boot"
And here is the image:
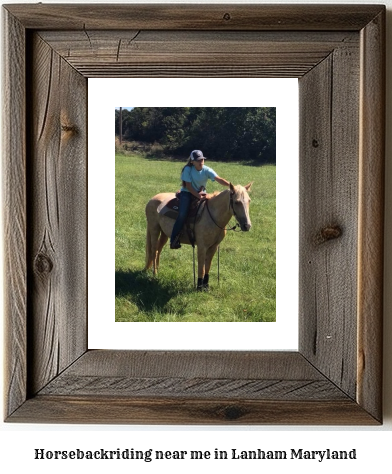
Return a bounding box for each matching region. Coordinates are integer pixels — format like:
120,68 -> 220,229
203,274 -> 209,291
170,234 -> 181,249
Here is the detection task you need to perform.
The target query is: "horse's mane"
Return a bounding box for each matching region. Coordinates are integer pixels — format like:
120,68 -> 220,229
206,191 -> 221,200
206,184 -> 250,200
206,186 -> 246,200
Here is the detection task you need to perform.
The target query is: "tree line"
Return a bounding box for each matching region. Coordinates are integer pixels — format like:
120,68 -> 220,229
115,107 -> 276,164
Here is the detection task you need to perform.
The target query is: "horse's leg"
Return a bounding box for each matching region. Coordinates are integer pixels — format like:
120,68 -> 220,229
156,232 -> 168,272
196,246 -> 207,291
144,225 -> 153,270
148,226 -> 161,276
203,244 -> 218,290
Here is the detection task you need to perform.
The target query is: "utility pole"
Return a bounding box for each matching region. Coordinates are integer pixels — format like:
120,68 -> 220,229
119,107 -> 123,145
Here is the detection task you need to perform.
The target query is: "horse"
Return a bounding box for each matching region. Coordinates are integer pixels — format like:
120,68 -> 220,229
144,182 -> 253,290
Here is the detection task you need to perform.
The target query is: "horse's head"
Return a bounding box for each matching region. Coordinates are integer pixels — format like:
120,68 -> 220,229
229,182 -> 253,232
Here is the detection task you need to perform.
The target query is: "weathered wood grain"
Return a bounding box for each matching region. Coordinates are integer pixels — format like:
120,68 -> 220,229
49,66 -> 306,79
28,33 -> 87,395
60,351 -> 326,379
4,4 -> 384,31
9,396 -> 379,425
39,377 -> 347,400
299,40 -> 360,399
39,30 -> 359,55
37,352 -> 345,400
357,9 -> 385,422
2,9 -> 27,419
38,30 -> 359,78
7,351 -> 377,424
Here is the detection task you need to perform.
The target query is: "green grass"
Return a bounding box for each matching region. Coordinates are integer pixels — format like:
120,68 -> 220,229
115,154 -> 276,322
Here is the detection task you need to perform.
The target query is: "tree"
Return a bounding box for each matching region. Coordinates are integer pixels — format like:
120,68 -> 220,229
115,107 -> 276,164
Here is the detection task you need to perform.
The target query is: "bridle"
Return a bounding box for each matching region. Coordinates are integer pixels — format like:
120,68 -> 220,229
205,191 -> 243,232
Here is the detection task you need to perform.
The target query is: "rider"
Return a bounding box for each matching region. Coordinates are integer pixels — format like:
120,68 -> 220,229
170,150 -> 230,249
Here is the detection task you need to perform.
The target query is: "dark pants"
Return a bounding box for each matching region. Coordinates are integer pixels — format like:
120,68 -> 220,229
170,191 -> 192,244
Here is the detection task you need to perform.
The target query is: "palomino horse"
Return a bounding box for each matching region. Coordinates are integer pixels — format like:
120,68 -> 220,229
144,182 -> 252,290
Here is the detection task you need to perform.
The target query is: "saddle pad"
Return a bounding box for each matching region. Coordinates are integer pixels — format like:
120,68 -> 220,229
157,195 -> 205,223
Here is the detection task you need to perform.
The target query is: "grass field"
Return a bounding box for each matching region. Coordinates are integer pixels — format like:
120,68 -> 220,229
115,154 -> 276,322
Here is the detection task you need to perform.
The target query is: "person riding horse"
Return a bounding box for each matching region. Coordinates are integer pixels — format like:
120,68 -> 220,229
170,150 -> 230,249
145,179 -> 252,290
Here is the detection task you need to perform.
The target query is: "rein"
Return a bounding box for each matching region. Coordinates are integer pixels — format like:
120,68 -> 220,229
206,191 -> 245,287
205,192 -> 242,232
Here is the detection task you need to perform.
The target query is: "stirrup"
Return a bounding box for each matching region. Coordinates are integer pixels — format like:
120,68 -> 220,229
170,238 -> 181,249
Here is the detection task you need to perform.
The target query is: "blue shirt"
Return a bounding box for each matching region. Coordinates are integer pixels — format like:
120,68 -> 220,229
181,165 -> 218,193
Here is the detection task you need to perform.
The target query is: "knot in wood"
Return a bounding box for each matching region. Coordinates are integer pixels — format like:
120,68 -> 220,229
312,139 -> 319,148
34,252 -> 53,274
61,124 -> 78,134
315,225 -> 342,245
223,405 -> 244,420
223,13 -> 231,21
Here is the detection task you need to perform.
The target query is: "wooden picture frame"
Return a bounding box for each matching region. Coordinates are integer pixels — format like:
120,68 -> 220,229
3,4 -> 385,424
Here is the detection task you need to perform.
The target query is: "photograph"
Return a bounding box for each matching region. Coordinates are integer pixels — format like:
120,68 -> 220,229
2,2 -> 390,455
115,107 -> 276,322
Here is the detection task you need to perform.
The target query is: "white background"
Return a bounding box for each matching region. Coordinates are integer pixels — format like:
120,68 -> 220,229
1,0 -> 391,472
88,77 -> 299,350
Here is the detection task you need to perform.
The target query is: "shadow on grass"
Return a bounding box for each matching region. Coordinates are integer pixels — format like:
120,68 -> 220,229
115,269 -> 182,313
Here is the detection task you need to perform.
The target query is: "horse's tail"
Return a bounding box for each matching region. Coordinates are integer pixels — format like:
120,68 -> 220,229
145,224 -> 153,270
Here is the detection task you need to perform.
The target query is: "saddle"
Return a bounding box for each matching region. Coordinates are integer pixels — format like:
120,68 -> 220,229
157,192 -> 206,224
